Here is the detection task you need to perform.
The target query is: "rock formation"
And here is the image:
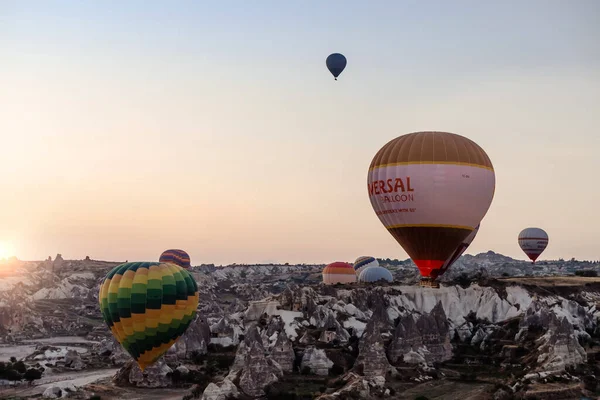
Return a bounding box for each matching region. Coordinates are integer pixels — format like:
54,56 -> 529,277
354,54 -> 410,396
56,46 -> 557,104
517,301 -> 586,372
52,254 -> 64,272
280,286 -> 318,314
367,289 -> 393,332
388,301 -> 452,365
166,315 -> 211,360
201,378 -> 239,400
270,331 -> 294,373
127,360 -> 173,388
238,341 -> 283,397
316,372 -> 370,400
42,383 -> 77,398
64,349 -> 85,370
226,341 -> 249,381
301,346 -> 333,376
265,315 -> 284,337
209,315 -> 241,347
95,338 -> 131,366
298,331 -> 315,345
354,319 -> 392,378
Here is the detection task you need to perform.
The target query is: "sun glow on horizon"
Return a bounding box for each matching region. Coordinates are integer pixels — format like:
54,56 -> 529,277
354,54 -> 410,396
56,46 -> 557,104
0,241 -> 15,260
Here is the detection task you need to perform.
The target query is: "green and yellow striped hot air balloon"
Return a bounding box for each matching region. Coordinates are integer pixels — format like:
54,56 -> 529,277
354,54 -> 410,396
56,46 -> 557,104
99,262 -> 199,371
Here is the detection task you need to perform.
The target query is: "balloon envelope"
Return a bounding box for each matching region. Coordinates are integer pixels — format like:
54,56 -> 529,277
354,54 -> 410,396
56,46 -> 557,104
322,261 -> 356,285
353,256 -> 379,275
99,262 -> 199,371
358,266 -> 393,283
159,249 -> 191,269
518,227 -> 548,263
326,53 -> 347,79
367,131 -> 496,280
439,224 -> 480,274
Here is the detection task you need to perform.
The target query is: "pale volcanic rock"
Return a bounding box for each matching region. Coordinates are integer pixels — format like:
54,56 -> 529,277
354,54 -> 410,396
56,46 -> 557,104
279,285 -> 318,315
64,349 -> 85,370
270,330 -> 295,373
210,316 -> 242,347
301,346 -> 333,376
354,320 -> 392,378
387,301 -> 453,365
244,300 -> 281,322
201,378 -> 239,400
316,372 -> 370,400
226,341 -> 249,381
238,341 -> 282,397
42,386 -> 63,398
517,301 -> 586,372
298,331 -> 315,345
166,316 -> 211,360
95,338 -> 131,366
176,365 -> 190,375
265,315 -> 284,337
128,360 -> 173,388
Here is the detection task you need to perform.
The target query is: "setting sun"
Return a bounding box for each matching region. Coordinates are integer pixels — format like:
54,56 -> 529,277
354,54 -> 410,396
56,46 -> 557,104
0,241 -> 14,260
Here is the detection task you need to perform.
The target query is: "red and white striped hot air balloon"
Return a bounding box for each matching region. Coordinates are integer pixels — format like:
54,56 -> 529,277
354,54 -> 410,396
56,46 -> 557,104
367,131 -> 496,288
322,262 -> 356,285
518,228 -> 548,264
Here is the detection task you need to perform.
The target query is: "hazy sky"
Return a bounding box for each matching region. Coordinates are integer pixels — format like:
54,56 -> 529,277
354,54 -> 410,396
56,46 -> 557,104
1,1 -> 599,264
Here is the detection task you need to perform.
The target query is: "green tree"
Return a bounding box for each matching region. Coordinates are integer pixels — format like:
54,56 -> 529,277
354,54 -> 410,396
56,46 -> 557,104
13,361 -> 27,374
4,369 -> 22,382
24,368 -> 42,384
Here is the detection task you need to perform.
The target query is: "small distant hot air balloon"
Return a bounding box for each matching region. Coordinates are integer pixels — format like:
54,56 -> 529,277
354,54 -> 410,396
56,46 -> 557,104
367,131 -> 496,288
326,53 -> 347,80
159,249 -> 191,269
358,266 -> 393,283
439,224 -> 481,275
99,262 -> 199,371
518,228 -> 548,264
353,256 -> 379,275
322,262 -> 356,285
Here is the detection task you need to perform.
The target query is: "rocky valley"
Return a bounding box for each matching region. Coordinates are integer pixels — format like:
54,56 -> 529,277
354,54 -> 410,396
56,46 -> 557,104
0,254 -> 599,399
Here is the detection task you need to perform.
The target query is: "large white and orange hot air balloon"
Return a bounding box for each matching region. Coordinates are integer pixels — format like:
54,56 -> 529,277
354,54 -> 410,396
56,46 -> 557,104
322,262 -> 356,285
518,228 -> 548,264
367,131 -> 496,287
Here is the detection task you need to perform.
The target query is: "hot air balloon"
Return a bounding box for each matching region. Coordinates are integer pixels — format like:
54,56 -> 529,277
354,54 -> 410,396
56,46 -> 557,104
439,224 -> 481,275
326,53 -> 346,80
367,131 -> 496,288
358,266 -> 393,283
353,256 -> 379,275
99,262 -> 199,371
159,249 -> 191,269
518,228 -> 548,264
322,262 -> 356,285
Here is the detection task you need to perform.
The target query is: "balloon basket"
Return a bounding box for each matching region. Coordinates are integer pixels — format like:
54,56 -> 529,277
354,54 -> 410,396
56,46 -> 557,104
419,278 -> 440,289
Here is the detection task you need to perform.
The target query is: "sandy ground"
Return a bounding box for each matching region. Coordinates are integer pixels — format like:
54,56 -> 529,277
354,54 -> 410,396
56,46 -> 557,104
497,276 -> 600,286
0,345 -> 38,362
392,380 -> 494,400
0,368 -> 120,398
0,335 -> 99,363
0,344 -> 89,365
21,336 -> 101,345
82,385 -> 193,400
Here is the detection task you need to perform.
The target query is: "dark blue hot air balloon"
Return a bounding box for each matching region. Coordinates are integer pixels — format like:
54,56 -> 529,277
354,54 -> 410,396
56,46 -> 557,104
326,53 -> 347,80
